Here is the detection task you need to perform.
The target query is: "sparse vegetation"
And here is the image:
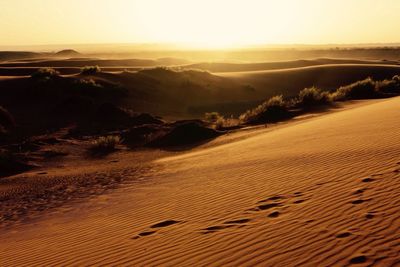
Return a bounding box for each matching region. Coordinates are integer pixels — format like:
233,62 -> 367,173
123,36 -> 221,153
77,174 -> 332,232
89,135 -> 121,153
239,95 -> 290,124
239,74 -> 400,126
31,67 -> 60,80
204,112 -> 222,123
375,75 -> 400,94
295,87 -> 332,108
74,78 -> 102,88
332,77 -> 379,101
204,112 -> 237,130
81,65 -> 101,75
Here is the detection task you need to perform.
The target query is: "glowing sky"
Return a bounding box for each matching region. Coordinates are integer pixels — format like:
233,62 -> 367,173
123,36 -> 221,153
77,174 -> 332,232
0,0 -> 399,48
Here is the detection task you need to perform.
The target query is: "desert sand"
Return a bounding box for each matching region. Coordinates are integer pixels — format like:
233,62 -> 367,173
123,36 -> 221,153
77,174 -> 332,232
1,97 -> 400,266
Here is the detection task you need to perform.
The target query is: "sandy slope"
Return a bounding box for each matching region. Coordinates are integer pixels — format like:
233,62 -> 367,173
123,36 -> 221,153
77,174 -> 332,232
2,98 -> 400,266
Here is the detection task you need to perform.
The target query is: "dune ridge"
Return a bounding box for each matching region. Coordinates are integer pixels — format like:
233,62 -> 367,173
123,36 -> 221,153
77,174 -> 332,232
1,97 -> 400,266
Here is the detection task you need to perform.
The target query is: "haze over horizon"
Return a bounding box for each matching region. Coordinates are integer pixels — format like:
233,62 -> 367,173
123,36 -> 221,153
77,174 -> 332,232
1,0 -> 399,49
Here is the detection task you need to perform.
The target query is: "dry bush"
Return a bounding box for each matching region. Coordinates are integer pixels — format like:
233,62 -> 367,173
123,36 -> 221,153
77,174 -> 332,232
31,67 -> 60,80
331,77 -> 379,100
89,135 -> 121,153
81,65 -> 101,75
375,75 -> 400,94
239,95 -> 290,124
295,87 -> 332,108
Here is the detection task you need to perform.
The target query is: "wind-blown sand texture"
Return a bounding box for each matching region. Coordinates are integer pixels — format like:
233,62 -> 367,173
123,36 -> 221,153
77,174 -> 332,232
1,97 -> 400,266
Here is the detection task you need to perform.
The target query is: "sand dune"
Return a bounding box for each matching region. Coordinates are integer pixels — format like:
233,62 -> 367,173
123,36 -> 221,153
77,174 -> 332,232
185,58 -> 400,73
1,97 -> 400,266
219,64 -> 400,97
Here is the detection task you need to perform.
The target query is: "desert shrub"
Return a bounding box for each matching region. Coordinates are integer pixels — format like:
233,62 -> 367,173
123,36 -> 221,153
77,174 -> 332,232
376,75 -> 400,94
295,87 -> 332,108
204,112 -> 237,130
0,106 -> 15,129
89,135 -> 121,153
214,117 -> 226,130
81,65 -> 101,75
332,77 -> 379,100
75,78 -> 102,88
31,67 -> 60,80
204,112 -> 222,122
239,95 -> 290,124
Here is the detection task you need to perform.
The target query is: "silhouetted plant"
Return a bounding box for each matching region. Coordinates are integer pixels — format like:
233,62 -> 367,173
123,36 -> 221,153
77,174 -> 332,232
295,87 -> 332,108
204,112 -> 222,122
81,65 -> 101,75
332,77 -> 379,100
89,135 -> 121,154
239,95 -> 290,124
376,75 -> 400,94
31,67 -> 60,80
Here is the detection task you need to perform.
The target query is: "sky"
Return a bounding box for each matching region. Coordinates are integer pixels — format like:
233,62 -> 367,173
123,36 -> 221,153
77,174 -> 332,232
0,0 -> 399,48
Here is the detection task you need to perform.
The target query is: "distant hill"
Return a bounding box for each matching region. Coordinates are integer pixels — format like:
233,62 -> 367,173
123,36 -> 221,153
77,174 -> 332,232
54,49 -> 81,58
0,51 -> 44,62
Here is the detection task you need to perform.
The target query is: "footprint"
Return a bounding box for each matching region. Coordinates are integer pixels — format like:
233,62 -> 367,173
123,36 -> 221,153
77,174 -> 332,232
268,211 -> 280,218
336,232 -> 351,238
139,231 -> 156,237
365,213 -> 375,219
293,199 -> 305,204
349,255 -> 367,264
353,188 -> 366,195
352,199 -> 365,205
202,225 -> 233,233
150,220 -> 181,228
224,218 -> 251,224
362,177 -> 374,183
258,203 -> 281,210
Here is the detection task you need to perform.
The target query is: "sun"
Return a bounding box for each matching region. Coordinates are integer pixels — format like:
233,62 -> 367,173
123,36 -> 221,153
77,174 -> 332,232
132,0 -> 300,49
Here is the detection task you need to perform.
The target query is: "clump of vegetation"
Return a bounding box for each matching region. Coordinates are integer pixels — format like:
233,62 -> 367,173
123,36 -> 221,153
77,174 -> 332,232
332,77 -> 379,100
295,87 -> 332,108
204,112 -> 221,122
31,67 -> 60,80
204,112 -> 237,130
75,78 -> 102,88
239,95 -> 290,124
81,65 -> 101,75
89,135 -> 121,154
375,75 -> 400,94
204,112 -> 226,129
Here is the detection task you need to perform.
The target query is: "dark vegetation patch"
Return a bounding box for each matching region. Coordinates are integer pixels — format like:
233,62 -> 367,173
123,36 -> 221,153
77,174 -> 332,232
239,75 -> 400,125
80,65 -> 101,75
89,135 -> 121,155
